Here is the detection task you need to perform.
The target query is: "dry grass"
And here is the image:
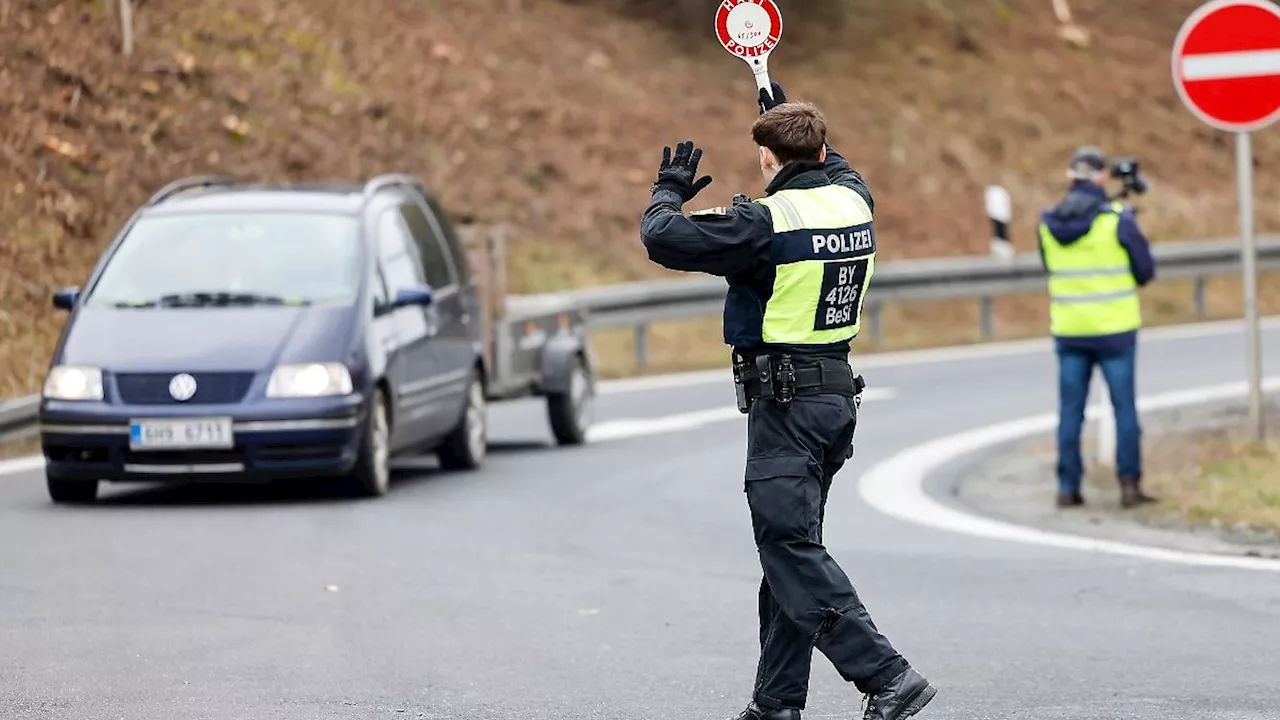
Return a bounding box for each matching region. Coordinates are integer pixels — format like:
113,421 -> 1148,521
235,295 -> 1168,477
0,435 -> 40,462
1139,428 -> 1280,536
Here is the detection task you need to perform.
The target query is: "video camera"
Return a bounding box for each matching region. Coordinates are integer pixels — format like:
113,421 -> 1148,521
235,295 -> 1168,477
1109,157 -> 1148,198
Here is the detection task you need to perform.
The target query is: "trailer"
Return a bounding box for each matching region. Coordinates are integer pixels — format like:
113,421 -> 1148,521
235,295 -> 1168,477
457,224 -> 597,446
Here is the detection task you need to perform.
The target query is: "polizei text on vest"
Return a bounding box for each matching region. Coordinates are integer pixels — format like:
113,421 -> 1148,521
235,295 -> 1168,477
812,229 -> 873,255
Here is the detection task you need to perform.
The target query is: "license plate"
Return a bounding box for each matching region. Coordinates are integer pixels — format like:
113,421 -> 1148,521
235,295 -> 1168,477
129,418 -> 234,450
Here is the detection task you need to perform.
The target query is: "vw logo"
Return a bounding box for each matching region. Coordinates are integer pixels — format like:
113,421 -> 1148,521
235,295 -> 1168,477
168,373 -> 198,402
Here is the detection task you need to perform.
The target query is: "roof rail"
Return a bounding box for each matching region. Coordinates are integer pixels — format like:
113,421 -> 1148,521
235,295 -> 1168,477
145,176 -> 236,207
362,173 -> 426,202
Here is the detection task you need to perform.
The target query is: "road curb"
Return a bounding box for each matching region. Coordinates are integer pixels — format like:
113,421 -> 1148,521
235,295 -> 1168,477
955,398 -> 1280,560
858,376 -> 1280,572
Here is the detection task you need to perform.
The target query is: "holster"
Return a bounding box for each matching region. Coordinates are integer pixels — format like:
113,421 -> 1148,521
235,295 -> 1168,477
733,352 -> 865,413
732,351 -> 751,414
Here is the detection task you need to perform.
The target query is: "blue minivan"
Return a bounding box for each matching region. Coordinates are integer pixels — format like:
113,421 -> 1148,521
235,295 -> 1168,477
38,175 -> 596,503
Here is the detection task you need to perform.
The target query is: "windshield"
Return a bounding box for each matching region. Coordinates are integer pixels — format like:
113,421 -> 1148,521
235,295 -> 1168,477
86,212 -> 362,308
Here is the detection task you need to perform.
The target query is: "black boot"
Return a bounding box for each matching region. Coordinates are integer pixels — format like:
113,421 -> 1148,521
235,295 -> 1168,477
731,702 -> 800,720
861,668 -> 936,720
1056,490 -> 1084,508
1119,477 -> 1157,509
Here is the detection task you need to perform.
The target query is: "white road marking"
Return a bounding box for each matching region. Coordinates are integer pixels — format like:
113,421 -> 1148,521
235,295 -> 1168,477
597,315 -> 1280,395
598,369 -> 729,395
1182,49 -> 1280,81
858,377 -> 1280,572
586,387 -> 896,443
587,406 -> 745,443
0,455 -> 47,478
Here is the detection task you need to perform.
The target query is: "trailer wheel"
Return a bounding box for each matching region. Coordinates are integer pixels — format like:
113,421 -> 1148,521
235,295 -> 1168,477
547,355 -> 594,446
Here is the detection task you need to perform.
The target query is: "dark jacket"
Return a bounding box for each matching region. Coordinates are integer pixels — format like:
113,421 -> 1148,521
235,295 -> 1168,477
1038,180 -> 1155,353
639,145 -> 873,359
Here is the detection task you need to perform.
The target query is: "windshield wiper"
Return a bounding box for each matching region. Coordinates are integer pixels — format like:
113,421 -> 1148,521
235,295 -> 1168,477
150,292 -> 304,307
110,292 -> 312,309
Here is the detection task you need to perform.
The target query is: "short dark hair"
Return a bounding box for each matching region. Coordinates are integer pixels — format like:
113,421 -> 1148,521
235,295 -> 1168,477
1069,146 -> 1106,171
751,102 -> 827,165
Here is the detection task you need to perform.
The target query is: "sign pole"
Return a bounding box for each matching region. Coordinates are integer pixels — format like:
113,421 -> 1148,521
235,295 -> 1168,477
1237,129 -> 1264,443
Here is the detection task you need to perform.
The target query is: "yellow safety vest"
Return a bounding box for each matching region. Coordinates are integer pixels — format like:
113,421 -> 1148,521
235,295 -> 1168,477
1038,202 -> 1141,338
754,185 -> 876,345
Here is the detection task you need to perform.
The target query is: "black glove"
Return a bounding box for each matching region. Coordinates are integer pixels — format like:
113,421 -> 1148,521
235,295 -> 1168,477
758,81 -> 787,114
652,140 -> 713,203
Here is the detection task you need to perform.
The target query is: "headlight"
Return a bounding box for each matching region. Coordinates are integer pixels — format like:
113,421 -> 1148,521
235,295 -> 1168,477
43,366 -> 104,401
266,363 -> 353,398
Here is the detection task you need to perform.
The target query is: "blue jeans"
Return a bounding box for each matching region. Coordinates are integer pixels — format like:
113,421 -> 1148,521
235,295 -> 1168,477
1055,344 -> 1142,493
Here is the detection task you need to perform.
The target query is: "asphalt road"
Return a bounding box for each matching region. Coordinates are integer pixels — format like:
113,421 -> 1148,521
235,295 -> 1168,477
3,320 -> 1280,720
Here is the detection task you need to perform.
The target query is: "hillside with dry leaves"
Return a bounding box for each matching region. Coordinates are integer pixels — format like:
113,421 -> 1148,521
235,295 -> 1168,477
2,0 -> 1278,394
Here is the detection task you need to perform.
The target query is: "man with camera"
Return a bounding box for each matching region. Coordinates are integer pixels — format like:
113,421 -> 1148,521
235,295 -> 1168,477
1038,146 -> 1156,509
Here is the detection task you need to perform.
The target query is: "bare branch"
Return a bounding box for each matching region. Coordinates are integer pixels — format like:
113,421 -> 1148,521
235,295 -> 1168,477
119,0 -> 134,56
1051,0 -> 1074,24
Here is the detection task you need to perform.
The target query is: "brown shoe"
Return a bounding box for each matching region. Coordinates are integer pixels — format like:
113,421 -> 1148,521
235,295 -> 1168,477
1119,477 -> 1157,508
1056,491 -> 1084,508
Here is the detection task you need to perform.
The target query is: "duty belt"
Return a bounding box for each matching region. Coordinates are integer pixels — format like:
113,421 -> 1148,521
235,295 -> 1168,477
731,352 -> 866,413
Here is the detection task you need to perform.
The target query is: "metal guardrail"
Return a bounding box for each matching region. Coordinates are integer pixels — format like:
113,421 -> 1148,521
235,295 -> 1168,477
544,235 -> 1280,366
3,236 -> 1277,440
0,394 -> 39,442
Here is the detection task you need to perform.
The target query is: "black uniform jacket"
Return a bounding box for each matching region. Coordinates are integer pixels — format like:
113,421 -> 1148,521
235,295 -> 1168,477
639,145 -> 875,359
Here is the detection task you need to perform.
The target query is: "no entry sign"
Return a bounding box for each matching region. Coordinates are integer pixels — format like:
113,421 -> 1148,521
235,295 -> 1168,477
1171,0 -> 1280,442
715,0 -> 783,94
1172,0 -> 1280,132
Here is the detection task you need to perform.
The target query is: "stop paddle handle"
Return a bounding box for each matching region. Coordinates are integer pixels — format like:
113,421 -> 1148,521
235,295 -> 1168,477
715,0 -> 783,97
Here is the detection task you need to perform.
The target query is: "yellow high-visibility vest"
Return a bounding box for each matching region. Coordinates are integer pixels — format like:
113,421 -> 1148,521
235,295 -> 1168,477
754,185 -> 876,345
1038,202 -> 1141,337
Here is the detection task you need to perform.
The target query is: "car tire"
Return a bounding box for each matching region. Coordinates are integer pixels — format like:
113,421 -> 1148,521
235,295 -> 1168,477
547,355 -> 594,446
345,388 -> 392,497
47,473 -> 98,504
437,370 -> 486,471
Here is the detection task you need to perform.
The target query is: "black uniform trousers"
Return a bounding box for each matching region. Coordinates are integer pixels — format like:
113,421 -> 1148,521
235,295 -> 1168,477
744,391 -> 908,710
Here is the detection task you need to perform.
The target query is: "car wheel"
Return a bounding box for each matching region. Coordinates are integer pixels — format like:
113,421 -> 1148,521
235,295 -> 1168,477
547,355 -> 594,446
345,388 -> 391,497
438,371 -> 486,471
47,473 -> 98,504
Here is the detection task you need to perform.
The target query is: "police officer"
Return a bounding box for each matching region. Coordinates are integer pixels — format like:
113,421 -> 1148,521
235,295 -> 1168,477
1038,146 -> 1156,510
639,82 -> 936,720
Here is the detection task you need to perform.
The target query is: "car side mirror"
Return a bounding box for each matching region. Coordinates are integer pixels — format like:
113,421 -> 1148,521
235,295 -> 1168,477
52,286 -> 80,311
393,285 -> 433,309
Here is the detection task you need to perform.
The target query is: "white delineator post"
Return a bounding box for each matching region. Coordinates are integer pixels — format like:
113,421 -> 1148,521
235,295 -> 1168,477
985,186 -> 1014,260
1092,368 -> 1115,471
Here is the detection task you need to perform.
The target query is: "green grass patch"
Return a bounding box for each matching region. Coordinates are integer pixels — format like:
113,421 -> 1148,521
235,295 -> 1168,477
1142,429 -> 1280,535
